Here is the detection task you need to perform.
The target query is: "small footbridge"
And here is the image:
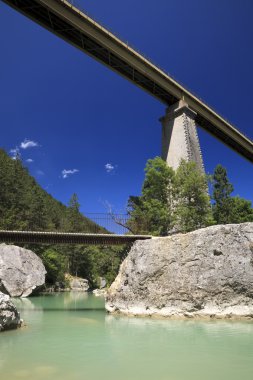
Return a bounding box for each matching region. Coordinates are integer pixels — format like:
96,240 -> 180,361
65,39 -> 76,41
0,213 -> 152,245
0,230 -> 152,245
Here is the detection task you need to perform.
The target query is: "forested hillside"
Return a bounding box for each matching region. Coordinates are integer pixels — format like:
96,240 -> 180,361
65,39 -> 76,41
0,148 -> 126,287
0,149 -> 101,232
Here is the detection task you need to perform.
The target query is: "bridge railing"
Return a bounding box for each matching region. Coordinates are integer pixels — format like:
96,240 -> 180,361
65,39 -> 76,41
0,213 -> 131,235
84,213 -> 130,235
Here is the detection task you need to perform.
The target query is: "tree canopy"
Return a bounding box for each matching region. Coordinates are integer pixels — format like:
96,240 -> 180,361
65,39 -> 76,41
127,157 -> 213,235
127,157 -> 174,235
174,160 -> 214,232
127,158 -> 252,235
211,164 -> 253,224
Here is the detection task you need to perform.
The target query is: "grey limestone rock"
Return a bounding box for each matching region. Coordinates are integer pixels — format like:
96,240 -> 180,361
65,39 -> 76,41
99,277 -> 107,289
0,291 -> 22,331
69,277 -> 89,292
106,223 -> 253,319
0,244 -> 46,297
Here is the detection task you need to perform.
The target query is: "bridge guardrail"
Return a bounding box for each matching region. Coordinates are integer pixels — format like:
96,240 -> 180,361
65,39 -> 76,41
0,213 -> 131,236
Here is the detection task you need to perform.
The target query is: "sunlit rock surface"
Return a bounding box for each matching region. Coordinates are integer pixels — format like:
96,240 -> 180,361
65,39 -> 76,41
66,274 -> 89,292
0,292 -> 21,331
0,244 -> 46,297
106,223 -> 253,319
93,289 -> 107,297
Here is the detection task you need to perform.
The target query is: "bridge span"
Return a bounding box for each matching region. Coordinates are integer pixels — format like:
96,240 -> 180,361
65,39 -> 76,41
2,0 -> 253,162
0,230 -> 152,245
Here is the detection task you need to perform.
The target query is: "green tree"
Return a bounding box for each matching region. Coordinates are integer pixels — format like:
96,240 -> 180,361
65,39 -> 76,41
25,187 -> 50,231
66,193 -> 83,232
127,157 -> 175,235
174,160 -> 214,232
127,157 -> 214,235
75,245 -> 128,288
212,164 -> 234,224
211,164 -> 253,224
41,248 -> 67,284
227,197 -> 253,223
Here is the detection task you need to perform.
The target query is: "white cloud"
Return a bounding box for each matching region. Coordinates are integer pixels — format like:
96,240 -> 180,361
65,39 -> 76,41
9,147 -> 20,160
20,139 -> 38,149
61,169 -> 79,179
36,170 -> 44,176
105,163 -> 116,173
26,158 -> 34,163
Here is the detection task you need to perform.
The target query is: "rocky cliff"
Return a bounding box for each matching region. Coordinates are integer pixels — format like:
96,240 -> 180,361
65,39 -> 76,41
106,223 -> 253,319
0,244 -> 46,297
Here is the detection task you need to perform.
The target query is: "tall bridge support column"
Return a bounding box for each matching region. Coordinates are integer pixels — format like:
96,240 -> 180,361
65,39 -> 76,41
160,100 -> 204,172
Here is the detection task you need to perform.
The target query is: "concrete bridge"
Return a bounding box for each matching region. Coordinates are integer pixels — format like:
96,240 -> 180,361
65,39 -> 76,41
2,0 -> 253,166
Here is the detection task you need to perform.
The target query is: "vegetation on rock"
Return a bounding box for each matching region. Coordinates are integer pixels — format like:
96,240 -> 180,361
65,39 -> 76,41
127,157 -> 252,234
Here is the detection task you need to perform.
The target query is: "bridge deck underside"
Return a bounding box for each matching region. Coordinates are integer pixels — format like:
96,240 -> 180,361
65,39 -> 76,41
0,231 -> 152,245
5,0 -> 176,105
2,0 -> 253,162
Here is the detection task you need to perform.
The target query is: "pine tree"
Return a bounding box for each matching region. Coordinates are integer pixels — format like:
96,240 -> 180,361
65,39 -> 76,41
212,164 -> 234,224
211,164 -> 253,224
67,193 -> 84,233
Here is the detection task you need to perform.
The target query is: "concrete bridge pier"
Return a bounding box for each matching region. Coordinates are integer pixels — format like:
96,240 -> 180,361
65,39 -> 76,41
160,100 -> 204,172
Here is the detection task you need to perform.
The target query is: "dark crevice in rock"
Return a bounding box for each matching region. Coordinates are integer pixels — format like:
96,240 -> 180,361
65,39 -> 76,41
0,280 -> 9,296
213,249 -> 223,256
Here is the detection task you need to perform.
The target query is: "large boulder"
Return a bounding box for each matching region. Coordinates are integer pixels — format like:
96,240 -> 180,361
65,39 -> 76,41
0,291 -> 22,331
0,244 -> 46,297
106,223 -> 253,319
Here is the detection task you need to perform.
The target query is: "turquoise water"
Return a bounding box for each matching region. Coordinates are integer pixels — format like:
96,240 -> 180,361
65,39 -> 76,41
1,293 -> 253,380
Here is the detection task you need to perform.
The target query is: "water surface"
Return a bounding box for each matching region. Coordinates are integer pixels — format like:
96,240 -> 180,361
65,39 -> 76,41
0,293 -> 253,380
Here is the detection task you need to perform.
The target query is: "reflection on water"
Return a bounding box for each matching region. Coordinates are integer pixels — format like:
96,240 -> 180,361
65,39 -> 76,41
1,293 -> 253,380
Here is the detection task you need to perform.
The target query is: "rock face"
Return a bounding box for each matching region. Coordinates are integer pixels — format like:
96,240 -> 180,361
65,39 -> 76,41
99,277 -> 107,289
106,223 -> 253,319
0,292 -> 22,331
68,276 -> 89,292
0,244 -> 46,297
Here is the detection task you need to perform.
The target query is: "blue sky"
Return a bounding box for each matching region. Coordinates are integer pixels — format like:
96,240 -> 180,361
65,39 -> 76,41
0,0 -> 252,215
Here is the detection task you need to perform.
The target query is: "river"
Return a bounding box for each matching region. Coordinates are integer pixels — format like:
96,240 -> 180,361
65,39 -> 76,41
0,293 -> 253,380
